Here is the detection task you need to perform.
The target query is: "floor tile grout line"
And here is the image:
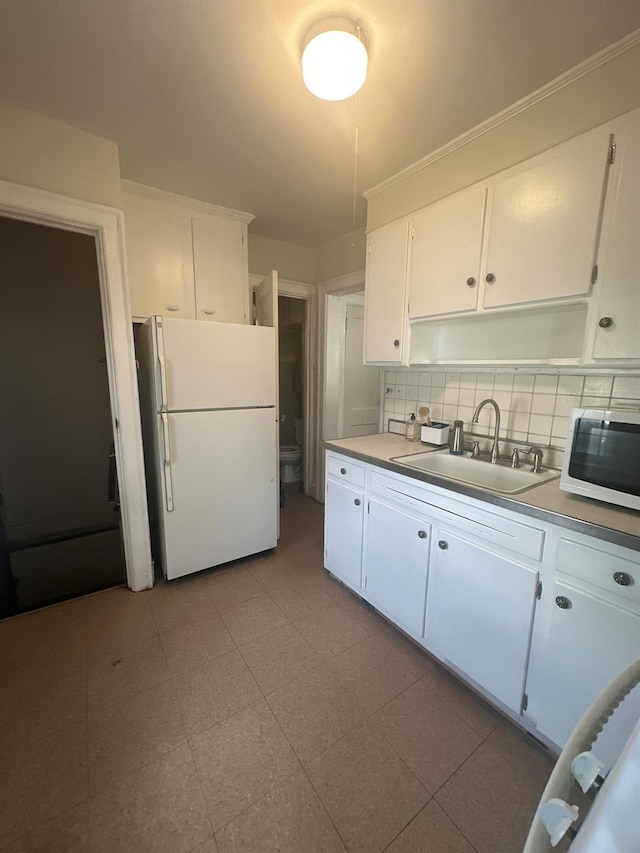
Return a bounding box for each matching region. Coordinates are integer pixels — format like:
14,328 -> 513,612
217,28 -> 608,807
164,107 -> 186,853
298,762 -> 351,852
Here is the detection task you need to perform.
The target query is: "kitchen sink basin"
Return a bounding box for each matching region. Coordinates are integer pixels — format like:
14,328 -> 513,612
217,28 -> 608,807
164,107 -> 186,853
392,449 -> 560,495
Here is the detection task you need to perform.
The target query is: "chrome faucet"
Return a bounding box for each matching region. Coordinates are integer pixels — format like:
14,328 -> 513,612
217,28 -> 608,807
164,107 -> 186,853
472,398 -> 501,464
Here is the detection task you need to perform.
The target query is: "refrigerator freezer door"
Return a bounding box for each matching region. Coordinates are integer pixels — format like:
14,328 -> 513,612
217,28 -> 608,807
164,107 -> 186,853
157,317 -> 276,411
157,407 -> 278,579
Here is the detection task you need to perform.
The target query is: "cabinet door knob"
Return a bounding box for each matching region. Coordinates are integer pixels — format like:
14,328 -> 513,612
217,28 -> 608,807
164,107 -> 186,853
340,467 -> 347,475
613,571 -> 633,586
466,277 -> 476,288
555,595 -> 572,609
354,498 -> 361,506
438,540 -> 448,550
166,305 -> 179,312
485,273 -> 496,284
598,316 -> 613,328
393,339 -> 400,348
418,530 -> 427,539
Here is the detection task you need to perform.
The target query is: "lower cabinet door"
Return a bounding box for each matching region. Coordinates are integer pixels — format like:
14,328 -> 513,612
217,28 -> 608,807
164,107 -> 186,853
324,478 -> 364,590
364,498 -> 430,637
528,582 -> 640,761
425,528 -> 539,712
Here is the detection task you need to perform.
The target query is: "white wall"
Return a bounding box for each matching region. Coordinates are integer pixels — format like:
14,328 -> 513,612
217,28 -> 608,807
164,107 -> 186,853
0,102 -> 121,207
315,228 -> 366,283
248,233 -> 315,283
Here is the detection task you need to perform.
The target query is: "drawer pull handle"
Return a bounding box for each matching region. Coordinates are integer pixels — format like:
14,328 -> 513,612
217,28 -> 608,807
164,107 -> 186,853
340,467 -> 347,475
418,530 -> 427,539
166,305 -> 179,312
438,540 -> 448,550
555,596 -> 572,610
613,571 -> 633,587
354,498 -> 361,506
203,309 -> 215,315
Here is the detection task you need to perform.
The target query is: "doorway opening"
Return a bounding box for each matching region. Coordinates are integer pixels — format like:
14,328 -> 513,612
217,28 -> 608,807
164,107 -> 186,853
278,295 -> 306,498
0,216 -> 125,616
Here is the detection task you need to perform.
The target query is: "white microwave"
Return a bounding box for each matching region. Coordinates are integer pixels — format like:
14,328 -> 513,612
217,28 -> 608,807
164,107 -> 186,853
560,408 -> 640,512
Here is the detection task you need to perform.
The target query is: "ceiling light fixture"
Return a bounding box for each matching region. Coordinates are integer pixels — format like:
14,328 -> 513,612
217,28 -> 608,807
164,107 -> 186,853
301,17 -> 368,101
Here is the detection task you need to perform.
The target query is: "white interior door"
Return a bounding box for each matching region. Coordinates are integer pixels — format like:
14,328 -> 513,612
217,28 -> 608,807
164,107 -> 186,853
341,303 -> 380,437
160,408 -> 277,579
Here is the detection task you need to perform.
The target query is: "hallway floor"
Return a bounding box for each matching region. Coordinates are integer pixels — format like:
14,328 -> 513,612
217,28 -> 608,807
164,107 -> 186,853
0,487 -> 554,852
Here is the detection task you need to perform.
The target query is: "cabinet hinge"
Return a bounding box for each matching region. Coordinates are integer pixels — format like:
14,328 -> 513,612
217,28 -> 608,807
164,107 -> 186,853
521,692 -> 529,713
536,580 -> 542,600
608,135 -> 616,165
591,265 -> 598,285
367,500 -> 370,514
411,226 -> 414,239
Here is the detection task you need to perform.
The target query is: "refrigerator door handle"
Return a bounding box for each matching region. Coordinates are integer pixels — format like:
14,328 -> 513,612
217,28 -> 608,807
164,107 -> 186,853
155,317 -> 169,412
160,413 -> 174,512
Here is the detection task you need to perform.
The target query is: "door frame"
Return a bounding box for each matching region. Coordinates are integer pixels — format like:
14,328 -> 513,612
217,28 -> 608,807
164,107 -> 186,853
317,269 -> 367,502
251,275 -> 317,498
0,179 -> 154,592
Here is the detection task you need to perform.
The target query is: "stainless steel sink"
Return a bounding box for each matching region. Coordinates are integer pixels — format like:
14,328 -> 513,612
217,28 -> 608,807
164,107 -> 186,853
392,449 -> 560,495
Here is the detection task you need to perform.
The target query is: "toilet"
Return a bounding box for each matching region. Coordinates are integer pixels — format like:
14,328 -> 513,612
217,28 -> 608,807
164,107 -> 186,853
279,418 -> 303,484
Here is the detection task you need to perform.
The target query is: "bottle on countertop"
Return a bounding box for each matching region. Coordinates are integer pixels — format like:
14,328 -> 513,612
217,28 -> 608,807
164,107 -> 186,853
450,420 -> 465,455
405,413 -> 421,442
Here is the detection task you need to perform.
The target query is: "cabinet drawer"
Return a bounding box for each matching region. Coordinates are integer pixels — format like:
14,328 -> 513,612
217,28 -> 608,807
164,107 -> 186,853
557,538 -> 640,606
326,453 -> 366,488
369,469 -> 544,561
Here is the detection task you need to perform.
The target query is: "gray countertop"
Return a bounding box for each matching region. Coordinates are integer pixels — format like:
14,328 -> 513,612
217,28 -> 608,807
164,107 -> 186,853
324,433 -> 640,552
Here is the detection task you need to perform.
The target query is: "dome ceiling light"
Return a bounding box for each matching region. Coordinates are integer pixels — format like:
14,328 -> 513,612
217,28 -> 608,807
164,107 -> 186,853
301,17 -> 368,101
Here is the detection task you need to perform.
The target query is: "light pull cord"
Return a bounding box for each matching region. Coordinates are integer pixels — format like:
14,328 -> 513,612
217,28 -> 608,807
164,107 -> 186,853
352,89 -> 360,231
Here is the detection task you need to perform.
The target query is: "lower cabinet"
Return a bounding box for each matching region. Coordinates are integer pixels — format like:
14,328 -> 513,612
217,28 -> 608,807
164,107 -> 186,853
323,450 -> 640,755
324,477 -> 364,590
527,581 -> 640,764
363,498 -> 431,637
425,527 -> 539,713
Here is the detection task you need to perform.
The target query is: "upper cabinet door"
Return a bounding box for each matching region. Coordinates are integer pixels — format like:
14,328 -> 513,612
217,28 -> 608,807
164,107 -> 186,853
364,219 -> 410,364
591,111 -> 640,360
192,215 -> 249,324
122,194 -> 193,320
409,185 -> 486,319
482,131 -> 612,309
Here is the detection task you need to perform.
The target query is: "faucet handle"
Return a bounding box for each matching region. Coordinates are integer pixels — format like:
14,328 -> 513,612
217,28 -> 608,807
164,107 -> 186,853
471,441 -> 481,458
526,446 -> 544,473
511,448 -> 521,468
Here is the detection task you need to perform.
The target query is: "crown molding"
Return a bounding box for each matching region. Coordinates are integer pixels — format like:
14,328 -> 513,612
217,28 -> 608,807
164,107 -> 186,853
120,179 -> 255,224
364,28 -> 640,200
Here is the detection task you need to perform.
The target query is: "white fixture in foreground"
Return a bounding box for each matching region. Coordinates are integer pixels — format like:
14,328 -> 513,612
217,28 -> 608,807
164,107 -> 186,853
302,17 -> 367,100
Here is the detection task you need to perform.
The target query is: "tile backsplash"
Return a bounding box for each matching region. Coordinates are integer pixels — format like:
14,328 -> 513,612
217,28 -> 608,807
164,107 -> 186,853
383,369 -> 640,467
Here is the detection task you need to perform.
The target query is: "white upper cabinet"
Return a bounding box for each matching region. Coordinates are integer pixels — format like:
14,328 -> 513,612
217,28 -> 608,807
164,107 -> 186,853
122,182 -> 253,323
122,192 -> 193,319
192,215 -> 248,323
589,109 -> 640,361
482,130 -> 612,309
364,218 -> 410,364
409,185 -> 486,319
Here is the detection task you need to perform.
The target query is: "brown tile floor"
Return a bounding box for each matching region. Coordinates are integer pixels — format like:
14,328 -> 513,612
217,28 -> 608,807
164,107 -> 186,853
0,486 -> 554,853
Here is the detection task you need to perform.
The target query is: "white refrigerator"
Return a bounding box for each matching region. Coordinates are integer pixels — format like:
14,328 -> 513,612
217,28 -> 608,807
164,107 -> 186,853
137,316 -> 278,580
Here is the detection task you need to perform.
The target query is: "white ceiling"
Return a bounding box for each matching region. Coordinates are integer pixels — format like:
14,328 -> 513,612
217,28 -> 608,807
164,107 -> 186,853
1,1 -> 640,247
